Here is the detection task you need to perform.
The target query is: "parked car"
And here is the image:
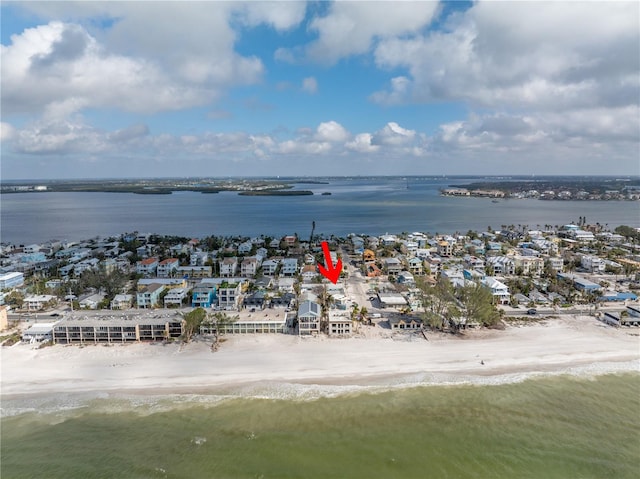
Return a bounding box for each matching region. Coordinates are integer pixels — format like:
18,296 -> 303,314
527,308 -> 537,315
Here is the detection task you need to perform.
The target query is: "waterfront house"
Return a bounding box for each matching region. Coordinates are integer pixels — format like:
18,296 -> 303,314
297,300 -> 321,335
22,322 -> 58,342
377,292 -> 408,309
388,316 -> 423,330
217,281 -> 242,310
328,311 -> 352,336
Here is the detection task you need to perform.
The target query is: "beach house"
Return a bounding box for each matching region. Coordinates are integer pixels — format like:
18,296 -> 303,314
297,300 -> 321,335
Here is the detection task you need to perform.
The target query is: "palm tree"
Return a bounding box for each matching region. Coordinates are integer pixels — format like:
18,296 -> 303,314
316,284 -> 334,333
359,306 -> 369,324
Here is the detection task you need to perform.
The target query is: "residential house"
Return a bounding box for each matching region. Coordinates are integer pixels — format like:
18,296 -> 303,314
191,285 -> 216,308
137,283 -> 165,308
481,277 -> 510,304
388,317 -> 423,330
580,255 -> 605,273
220,257 -> 238,277
238,241 -> 253,255
328,312 -> 352,336
297,300 -> 321,335
177,265 -> 212,279
383,257 -> 403,277
241,257 -> 259,277
408,257 -> 423,276
24,294 -> 56,311
111,294 -> 133,310
79,293 -> 105,310
136,257 -> 159,277
486,256 -> 515,276
301,264 -> 317,282
281,258 -> 298,277
218,282 -> 242,310
0,272 -> 24,289
262,259 -> 280,276
513,255 -> 544,276
397,271 -> 416,286
437,240 -> 453,257
164,287 -> 189,307
157,258 -> 180,278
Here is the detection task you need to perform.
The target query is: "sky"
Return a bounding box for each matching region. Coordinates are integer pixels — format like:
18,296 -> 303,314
1,0 -> 638,179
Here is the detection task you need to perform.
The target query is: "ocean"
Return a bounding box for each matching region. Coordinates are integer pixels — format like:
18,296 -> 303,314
2,373 -> 639,478
2,177 -> 639,244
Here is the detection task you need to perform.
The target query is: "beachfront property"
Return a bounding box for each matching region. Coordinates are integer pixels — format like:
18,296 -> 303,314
136,283 -> 165,308
200,312 -> 289,335
52,312 -> 184,344
22,322 -> 59,342
297,300 -> 321,335
0,272 -> 24,289
328,311 -> 352,336
388,316 -> 423,330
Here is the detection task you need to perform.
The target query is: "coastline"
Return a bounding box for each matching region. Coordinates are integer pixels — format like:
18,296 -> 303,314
2,316 -> 639,411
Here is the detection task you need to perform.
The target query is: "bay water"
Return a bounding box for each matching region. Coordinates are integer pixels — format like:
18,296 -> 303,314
2,373 -> 639,478
2,177 -> 639,244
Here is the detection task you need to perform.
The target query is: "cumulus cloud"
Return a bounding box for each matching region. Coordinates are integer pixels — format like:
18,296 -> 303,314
315,121 -> 348,143
302,77 -> 318,94
345,133 -> 379,153
280,1 -> 439,64
372,122 -> 416,146
0,122 -> 16,142
372,1 -> 639,111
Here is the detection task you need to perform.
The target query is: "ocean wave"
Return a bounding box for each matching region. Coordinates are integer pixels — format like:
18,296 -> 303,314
2,360 -> 638,419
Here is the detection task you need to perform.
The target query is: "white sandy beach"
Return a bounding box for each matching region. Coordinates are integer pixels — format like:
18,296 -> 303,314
1,316 -> 639,399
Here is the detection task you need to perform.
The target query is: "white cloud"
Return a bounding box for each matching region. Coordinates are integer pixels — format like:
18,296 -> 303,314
315,121 -> 348,143
372,1 -> 639,111
345,133 -> 379,153
281,1 -> 439,64
372,122 -> 416,146
302,77 -> 318,94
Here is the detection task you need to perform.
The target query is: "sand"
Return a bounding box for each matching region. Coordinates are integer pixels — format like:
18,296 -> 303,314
1,316 -> 639,400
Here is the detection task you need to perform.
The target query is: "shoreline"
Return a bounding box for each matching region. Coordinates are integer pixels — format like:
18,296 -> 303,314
2,317 -> 639,410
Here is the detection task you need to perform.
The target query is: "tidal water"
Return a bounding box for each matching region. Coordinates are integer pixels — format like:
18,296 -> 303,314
2,373 -> 639,478
2,177 -> 639,244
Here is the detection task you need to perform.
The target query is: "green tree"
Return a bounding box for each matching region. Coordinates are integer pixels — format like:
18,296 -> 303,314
456,283 -> 500,327
181,308 -> 207,343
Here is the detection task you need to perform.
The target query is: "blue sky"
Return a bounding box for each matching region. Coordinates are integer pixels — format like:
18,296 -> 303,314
1,1 -> 638,179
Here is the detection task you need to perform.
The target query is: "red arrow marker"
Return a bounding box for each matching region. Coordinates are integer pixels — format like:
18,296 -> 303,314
317,241 -> 342,284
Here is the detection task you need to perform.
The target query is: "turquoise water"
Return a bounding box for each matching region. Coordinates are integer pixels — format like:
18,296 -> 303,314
2,373 -> 639,478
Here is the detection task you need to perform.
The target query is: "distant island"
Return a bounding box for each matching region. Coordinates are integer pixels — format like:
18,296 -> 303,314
238,190 -> 313,196
442,177 -> 640,201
